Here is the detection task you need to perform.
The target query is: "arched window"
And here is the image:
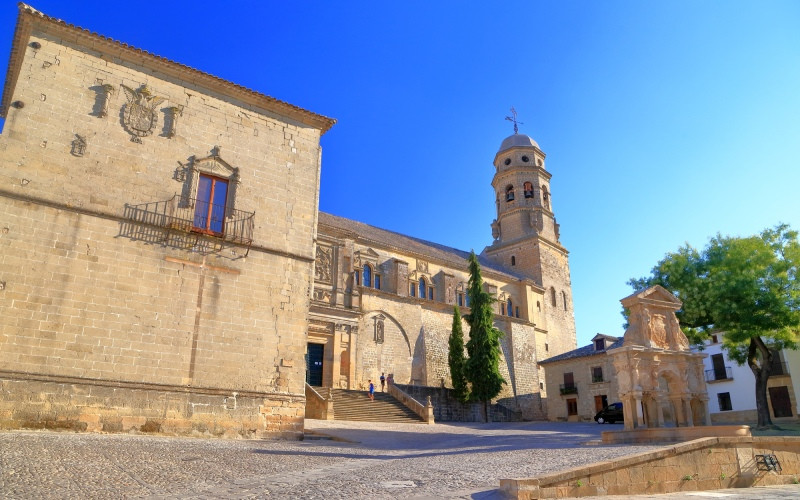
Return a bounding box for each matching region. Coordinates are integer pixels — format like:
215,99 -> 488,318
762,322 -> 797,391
507,299 -> 513,317
511,256 -> 516,266
505,185 -> 515,202
419,278 -> 426,299
562,291 -> 568,311
537,301 -> 541,312
550,287 -> 557,307
523,182 -> 534,198
542,185 -> 550,210
362,264 -> 372,289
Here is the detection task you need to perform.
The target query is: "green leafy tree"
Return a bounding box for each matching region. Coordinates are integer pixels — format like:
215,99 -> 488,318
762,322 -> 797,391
448,306 -> 470,403
464,251 -> 506,422
629,224 -> 800,428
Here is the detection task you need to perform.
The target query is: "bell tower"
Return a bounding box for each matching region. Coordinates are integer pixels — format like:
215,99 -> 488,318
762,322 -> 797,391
483,131 -> 577,354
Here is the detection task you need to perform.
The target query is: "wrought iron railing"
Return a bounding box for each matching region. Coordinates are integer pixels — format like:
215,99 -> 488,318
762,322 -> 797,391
592,375 -> 605,383
705,367 -> 733,382
124,194 -> 254,247
559,384 -> 578,395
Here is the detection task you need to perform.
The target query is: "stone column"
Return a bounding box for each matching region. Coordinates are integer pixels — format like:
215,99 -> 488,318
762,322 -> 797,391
655,397 -> 666,428
670,397 -> 684,426
332,330 -> 342,389
700,395 -> 711,426
682,396 -> 694,427
634,391 -> 645,428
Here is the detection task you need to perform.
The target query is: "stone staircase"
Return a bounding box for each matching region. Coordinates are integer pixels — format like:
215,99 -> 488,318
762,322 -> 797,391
330,389 -> 424,423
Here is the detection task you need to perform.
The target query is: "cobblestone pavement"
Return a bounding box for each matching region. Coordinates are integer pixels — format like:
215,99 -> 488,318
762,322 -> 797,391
1,420 -> 798,499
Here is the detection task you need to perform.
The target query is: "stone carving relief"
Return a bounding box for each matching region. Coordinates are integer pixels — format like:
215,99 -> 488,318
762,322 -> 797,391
373,314 -> 385,344
98,83 -> 114,118
308,319 -> 334,334
315,245 -> 333,283
336,323 -> 359,334
491,219 -> 500,240
312,288 -> 331,302
70,135 -> 86,157
120,84 -> 164,143
622,286 -> 690,351
164,105 -> 183,138
416,260 -> 428,273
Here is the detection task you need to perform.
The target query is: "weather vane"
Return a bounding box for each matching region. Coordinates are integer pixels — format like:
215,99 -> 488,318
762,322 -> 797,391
505,107 -> 523,134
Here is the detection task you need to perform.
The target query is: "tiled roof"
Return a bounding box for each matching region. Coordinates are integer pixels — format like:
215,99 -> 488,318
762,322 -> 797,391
2,4 -> 336,133
318,212 -> 530,283
539,336 -> 623,364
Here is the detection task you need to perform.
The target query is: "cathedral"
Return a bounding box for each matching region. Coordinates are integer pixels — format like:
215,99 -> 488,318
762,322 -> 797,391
0,4 -> 576,436
310,132 -> 578,419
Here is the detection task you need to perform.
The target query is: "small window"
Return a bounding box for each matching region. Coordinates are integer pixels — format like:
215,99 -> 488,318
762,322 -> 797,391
718,392 -> 732,411
523,181 -> 534,198
511,256 -> 516,266
539,382 -> 544,390
507,299 -> 513,317
592,366 -> 604,383
515,306 -> 519,318
374,275 -> 381,290
595,338 -> 605,351
410,283 -> 415,297
711,334 -> 718,344
354,270 -> 361,286
562,291 -> 568,311
536,301 -> 541,312
545,343 -> 549,352
500,302 -> 506,316
550,287 -> 557,307
457,293 -> 464,307
542,185 -> 550,209
419,278 -> 426,299
428,287 -> 433,300
363,265 -> 372,289
505,185 -> 515,202
193,174 -> 228,235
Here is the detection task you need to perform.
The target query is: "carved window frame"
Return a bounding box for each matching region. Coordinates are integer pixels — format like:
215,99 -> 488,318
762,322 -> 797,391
353,249 -> 381,290
182,150 -> 240,221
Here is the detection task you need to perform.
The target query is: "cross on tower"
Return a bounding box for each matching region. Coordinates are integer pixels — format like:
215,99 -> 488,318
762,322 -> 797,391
505,107 -> 523,134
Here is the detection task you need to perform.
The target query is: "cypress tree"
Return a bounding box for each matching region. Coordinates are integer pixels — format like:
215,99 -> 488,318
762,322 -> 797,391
448,306 -> 470,403
464,251 -> 506,422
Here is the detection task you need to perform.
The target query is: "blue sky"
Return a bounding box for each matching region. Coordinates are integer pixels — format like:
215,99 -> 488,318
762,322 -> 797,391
2,2 -> 798,347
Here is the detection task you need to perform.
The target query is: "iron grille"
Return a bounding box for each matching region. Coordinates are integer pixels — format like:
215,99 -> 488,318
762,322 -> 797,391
124,194 -> 254,247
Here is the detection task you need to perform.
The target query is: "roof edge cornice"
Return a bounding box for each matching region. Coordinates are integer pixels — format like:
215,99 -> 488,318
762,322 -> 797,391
1,3 -> 336,134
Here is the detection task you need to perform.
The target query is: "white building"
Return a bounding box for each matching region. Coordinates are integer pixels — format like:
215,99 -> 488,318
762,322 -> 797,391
699,332 -> 798,424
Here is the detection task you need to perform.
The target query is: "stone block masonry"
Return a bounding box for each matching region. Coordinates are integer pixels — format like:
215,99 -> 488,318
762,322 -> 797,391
0,4 -> 334,438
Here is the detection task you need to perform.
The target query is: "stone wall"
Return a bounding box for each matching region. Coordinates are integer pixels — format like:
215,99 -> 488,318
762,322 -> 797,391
395,384 -> 523,422
501,436 -> 800,499
0,9 -> 330,438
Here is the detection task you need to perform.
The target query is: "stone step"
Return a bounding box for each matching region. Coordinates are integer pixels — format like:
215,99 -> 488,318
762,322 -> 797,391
326,388 -> 424,423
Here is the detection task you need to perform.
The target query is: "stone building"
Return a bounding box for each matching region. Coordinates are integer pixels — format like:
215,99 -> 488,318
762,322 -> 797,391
0,4 -> 334,438
538,334 -> 622,422
309,133 -> 578,420
0,4 -> 577,433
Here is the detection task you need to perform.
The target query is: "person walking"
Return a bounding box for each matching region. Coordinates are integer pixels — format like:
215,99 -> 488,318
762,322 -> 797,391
380,373 -> 386,392
368,380 -> 375,401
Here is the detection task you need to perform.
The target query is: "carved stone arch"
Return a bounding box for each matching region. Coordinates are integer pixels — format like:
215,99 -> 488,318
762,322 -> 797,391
363,310 -> 411,357
181,146 -> 240,218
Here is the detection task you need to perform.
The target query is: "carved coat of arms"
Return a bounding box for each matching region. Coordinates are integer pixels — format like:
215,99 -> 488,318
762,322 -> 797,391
120,84 -> 164,141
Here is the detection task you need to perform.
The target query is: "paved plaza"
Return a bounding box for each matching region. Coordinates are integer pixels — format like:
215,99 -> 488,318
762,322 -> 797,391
1,420 -> 799,499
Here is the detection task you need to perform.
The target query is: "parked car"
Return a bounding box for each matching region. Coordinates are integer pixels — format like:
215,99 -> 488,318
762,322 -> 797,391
594,402 -> 623,424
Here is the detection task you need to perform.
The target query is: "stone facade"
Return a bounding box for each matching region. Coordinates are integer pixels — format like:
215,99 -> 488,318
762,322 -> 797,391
307,132 -> 578,421
0,5 -> 334,438
0,4 -> 578,433
539,334 -> 622,422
